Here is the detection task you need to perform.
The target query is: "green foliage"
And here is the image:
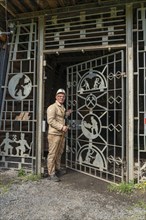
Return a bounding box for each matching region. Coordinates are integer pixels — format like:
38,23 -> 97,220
18,173 -> 41,182
134,181 -> 146,192
0,171 -> 41,194
135,200 -> 146,210
0,181 -> 12,194
109,181 -> 135,194
108,181 -> 146,194
17,169 -> 41,181
18,169 -> 26,177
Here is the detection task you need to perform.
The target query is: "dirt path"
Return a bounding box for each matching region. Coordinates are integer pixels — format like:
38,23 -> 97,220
0,169 -> 146,220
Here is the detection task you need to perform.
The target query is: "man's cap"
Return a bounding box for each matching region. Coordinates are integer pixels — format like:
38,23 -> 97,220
56,88 -> 66,95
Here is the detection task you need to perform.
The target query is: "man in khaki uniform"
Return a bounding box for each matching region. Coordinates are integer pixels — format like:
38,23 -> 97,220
47,89 -> 72,182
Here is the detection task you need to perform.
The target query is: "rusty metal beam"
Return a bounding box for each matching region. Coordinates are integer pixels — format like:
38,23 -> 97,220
45,0 -> 58,8
10,0 -> 26,13
43,44 -> 126,54
22,0 -> 36,11
58,0 -> 65,7
8,0 -> 146,21
36,0 -> 48,9
0,2 -> 16,17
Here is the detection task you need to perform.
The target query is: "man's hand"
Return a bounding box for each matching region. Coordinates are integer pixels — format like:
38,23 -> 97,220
66,109 -> 73,117
62,125 -> 69,133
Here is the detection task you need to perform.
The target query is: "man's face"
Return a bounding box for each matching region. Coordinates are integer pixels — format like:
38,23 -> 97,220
56,93 -> 65,104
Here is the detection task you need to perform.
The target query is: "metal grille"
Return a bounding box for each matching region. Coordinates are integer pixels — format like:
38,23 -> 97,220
0,22 -> 37,172
0,45 -> 8,107
66,50 -> 125,183
136,8 -> 146,182
44,5 -> 126,52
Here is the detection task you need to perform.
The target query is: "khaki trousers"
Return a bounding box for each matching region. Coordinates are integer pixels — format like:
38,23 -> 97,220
47,134 -> 65,175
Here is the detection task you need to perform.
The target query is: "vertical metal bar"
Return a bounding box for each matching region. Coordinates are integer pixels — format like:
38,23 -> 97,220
0,39 -> 13,127
27,23 -> 33,59
32,23 -> 37,172
137,9 -> 140,183
36,16 -> 44,174
107,56 -> 109,181
12,26 -> 20,60
126,4 -> 134,182
121,51 -> 125,182
144,51 -> 146,150
114,54 -> 116,183
141,9 -> 146,51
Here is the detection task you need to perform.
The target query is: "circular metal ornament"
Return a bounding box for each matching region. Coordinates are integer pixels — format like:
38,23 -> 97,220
8,74 -> 32,100
81,114 -> 101,139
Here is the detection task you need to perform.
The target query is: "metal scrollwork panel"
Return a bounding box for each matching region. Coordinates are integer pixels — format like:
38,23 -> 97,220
66,51 -> 125,183
0,22 -> 37,171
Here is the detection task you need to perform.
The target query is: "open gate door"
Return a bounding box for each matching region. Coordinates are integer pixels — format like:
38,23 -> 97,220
66,50 -> 125,183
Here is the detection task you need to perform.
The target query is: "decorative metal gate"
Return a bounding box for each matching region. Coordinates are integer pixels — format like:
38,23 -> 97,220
66,50 -> 125,183
136,8 -> 146,182
0,22 -> 37,172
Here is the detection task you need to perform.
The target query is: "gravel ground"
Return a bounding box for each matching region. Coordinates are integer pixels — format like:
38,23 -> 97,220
0,169 -> 146,220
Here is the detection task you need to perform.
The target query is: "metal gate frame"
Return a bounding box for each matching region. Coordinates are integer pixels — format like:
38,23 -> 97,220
135,8 -> 146,183
0,22 -> 37,172
42,3 -> 135,182
66,50 -> 125,183
0,3 -> 145,183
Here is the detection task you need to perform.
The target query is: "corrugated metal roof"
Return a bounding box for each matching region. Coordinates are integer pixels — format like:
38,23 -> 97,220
0,0 -> 145,31
0,0 -> 95,30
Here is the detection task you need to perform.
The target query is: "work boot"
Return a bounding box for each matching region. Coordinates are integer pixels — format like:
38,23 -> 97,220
48,174 -> 60,182
42,172 -> 49,178
56,168 -> 67,177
